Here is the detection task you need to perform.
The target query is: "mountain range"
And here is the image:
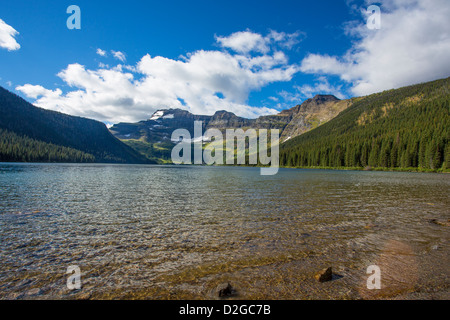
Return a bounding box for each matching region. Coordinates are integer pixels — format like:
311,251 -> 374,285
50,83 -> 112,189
109,94 -> 351,162
0,77 -> 448,171
111,94 -> 350,143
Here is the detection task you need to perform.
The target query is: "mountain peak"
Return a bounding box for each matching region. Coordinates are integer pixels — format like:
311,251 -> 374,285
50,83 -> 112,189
149,108 -> 191,121
212,110 -> 237,117
279,95 -> 340,116
310,95 -> 340,103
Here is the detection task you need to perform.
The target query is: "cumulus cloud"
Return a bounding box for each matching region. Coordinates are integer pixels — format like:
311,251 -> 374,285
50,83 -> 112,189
0,19 -> 20,51
300,0 -> 450,96
15,84 -> 61,99
16,31 -> 299,123
216,30 -> 270,54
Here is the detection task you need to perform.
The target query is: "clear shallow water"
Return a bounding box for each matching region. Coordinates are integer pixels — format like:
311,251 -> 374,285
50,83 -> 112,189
0,163 -> 448,299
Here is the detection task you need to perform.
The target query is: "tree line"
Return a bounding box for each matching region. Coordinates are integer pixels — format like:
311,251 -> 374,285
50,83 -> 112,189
0,129 -> 95,163
280,78 -> 450,171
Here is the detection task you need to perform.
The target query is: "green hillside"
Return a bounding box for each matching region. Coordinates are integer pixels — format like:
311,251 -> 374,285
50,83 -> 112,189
280,77 -> 450,172
0,128 -> 95,162
0,86 -> 151,164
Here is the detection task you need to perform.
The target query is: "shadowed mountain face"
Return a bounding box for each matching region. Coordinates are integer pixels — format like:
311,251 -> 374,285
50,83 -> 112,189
0,86 -> 150,163
109,95 -> 350,145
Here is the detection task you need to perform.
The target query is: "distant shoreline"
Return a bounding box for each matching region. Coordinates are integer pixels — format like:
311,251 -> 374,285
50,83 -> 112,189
1,161 -> 448,174
279,165 -> 449,173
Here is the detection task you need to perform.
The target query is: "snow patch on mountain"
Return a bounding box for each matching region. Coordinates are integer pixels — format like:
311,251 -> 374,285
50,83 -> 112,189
150,111 -> 164,120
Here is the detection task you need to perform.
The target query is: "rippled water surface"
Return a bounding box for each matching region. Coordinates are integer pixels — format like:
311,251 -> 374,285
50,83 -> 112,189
0,163 -> 449,299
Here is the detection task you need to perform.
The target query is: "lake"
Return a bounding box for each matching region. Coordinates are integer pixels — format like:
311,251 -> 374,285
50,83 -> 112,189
0,163 -> 448,299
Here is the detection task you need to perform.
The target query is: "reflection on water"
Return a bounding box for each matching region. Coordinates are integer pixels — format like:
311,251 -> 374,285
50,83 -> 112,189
0,163 -> 448,299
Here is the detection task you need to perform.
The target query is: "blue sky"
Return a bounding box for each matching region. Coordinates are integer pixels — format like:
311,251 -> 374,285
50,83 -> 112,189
1,0 -> 449,124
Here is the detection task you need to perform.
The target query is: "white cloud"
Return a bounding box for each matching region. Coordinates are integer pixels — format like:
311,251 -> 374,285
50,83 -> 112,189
296,77 -> 346,100
0,19 -> 20,51
16,31 -> 299,123
215,29 -> 302,54
15,84 -> 59,99
300,0 -> 450,96
278,77 -> 345,105
111,50 -> 126,62
266,30 -> 304,50
216,30 -> 269,54
96,48 -> 107,57
300,54 -> 348,77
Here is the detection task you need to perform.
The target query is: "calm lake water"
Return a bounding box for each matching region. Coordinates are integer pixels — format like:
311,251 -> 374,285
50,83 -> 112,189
0,163 -> 448,299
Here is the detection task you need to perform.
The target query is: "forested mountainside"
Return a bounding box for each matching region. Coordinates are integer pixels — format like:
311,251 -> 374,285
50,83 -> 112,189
280,77 -> 450,171
0,86 -> 150,163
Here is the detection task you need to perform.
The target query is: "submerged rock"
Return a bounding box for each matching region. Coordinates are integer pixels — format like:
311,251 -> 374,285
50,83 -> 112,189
314,267 -> 333,283
218,282 -> 236,297
429,219 -> 450,227
26,288 -> 42,296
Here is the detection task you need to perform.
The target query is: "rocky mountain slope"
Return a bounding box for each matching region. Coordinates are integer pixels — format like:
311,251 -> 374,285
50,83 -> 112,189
109,95 -> 351,162
279,95 -> 352,142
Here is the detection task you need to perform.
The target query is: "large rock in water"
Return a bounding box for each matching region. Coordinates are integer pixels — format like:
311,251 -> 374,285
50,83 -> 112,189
314,267 -> 333,282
